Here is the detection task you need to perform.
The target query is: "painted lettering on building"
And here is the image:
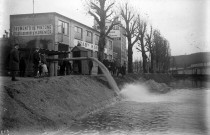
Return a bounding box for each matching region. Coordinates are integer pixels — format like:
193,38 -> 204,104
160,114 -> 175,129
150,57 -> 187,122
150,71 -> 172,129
12,24 -> 53,36
74,39 -> 98,51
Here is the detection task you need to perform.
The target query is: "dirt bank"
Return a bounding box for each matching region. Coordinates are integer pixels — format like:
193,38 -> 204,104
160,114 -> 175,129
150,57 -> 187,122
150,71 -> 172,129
0,76 -> 117,133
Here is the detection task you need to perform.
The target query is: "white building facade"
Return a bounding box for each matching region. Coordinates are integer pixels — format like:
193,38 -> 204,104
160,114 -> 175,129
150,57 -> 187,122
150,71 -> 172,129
10,12 -> 114,76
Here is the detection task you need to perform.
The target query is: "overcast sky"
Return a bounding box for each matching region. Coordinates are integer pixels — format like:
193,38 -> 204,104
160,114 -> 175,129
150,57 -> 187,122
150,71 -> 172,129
0,0 -> 209,57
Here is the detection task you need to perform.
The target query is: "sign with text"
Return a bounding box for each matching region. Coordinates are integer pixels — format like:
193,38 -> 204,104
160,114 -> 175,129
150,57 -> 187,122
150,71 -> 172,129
12,24 -> 53,36
94,20 -> 121,38
74,39 -> 98,51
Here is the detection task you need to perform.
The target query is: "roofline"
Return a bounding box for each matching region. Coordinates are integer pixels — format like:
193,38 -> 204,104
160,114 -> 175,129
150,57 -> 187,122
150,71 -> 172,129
171,51 -> 210,57
10,12 -> 113,39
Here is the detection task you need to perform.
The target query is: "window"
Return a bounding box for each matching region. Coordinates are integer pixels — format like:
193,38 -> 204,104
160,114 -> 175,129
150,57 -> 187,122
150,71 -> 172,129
104,54 -> 107,59
109,40 -> 112,50
109,54 -> 112,60
58,20 -> 68,35
86,31 -> 92,37
105,39 -> 108,48
95,51 -> 98,58
95,34 -> 99,45
74,26 -> 82,33
74,26 -> 83,40
86,30 -> 93,43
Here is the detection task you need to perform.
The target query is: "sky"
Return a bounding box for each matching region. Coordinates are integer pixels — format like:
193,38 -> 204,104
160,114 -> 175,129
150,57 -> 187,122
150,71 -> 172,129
0,0 -> 209,57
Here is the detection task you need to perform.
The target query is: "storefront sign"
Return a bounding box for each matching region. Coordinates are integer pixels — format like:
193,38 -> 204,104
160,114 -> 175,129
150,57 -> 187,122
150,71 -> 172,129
113,37 -> 121,40
94,20 -> 121,38
74,39 -> 98,51
12,24 -> 53,36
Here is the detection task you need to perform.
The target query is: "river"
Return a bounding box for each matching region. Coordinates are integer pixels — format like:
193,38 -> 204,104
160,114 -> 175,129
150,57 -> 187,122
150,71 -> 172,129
57,78 -> 209,135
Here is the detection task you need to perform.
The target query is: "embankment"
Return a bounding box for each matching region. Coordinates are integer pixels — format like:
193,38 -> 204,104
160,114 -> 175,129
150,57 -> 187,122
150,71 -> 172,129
0,73 -> 173,133
0,75 -> 118,132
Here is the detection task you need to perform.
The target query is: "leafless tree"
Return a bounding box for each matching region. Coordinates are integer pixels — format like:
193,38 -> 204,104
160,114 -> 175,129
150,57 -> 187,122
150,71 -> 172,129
120,3 -> 140,73
145,25 -> 154,73
87,0 -> 119,61
136,15 -> 148,73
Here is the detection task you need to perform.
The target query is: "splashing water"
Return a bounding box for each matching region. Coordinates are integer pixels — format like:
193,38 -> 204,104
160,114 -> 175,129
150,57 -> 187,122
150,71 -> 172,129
119,82 -> 207,103
120,83 -> 168,102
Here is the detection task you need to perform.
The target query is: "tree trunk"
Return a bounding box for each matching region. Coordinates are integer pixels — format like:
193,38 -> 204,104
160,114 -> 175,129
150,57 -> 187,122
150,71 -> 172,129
98,34 -> 106,62
140,39 -> 147,73
127,38 -> 133,73
150,52 -> 154,73
142,52 -> 147,73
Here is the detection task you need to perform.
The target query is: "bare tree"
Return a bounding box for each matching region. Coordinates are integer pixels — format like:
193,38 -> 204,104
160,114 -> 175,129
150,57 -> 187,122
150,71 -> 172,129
145,26 -> 154,73
87,0 -> 119,61
120,3 -> 140,73
136,16 -> 148,73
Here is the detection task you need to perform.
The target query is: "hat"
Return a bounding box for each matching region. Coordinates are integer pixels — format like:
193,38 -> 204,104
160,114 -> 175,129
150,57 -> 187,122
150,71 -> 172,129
14,44 -> 19,46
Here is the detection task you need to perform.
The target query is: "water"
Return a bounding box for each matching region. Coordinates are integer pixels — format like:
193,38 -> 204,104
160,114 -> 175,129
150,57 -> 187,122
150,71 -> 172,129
58,79 -> 209,135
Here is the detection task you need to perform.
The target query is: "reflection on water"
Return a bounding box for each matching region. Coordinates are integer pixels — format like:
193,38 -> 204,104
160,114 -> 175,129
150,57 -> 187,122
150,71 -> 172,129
169,78 -> 210,89
62,80 -> 209,135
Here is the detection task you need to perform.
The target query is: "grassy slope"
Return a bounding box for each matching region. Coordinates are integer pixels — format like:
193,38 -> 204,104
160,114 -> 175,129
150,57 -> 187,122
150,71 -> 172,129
1,75 -> 116,132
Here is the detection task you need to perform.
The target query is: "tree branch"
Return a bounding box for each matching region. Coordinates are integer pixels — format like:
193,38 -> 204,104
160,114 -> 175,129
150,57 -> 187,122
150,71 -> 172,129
106,11 -> 113,18
90,2 -> 100,11
136,47 -> 142,52
105,2 -> 115,12
88,11 -> 100,25
105,18 -> 120,36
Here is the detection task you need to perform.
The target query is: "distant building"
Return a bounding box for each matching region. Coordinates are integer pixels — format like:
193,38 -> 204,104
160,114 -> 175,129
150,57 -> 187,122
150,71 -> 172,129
10,12 -> 114,76
170,52 -> 210,75
93,19 -> 127,66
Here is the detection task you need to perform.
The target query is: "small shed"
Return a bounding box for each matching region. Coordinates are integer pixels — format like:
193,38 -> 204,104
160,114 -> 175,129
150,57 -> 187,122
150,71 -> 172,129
71,46 -> 91,74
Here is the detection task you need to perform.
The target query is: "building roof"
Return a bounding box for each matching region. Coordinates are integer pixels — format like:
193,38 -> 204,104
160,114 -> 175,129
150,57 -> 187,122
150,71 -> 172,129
171,52 -> 210,68
10,12 -> 113,40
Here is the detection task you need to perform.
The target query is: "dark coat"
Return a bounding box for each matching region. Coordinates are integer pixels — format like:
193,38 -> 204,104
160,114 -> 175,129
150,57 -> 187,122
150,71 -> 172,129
19,57 -> 26,70
9,48 -> 19,71
40,54 -> 47,64
33,51 -> 40,65
88,60 -> 93,68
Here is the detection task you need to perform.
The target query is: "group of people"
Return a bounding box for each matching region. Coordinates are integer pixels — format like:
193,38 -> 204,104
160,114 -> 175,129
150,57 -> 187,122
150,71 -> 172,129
103,58 -> 126,77
59,60 -> 72,75
59,59 -> 93,75
8,44 -> 126,81
8,44 -> 48,81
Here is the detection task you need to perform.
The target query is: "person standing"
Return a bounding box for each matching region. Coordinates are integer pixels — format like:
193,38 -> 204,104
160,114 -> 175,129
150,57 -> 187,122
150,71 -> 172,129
122,61 -> 126,76
66,61 -> 72,75
19,55 -> 26,77
33,47 -> 41,77
88,59 -> 93,75
9,44 -> 20,81
40,53 -> 48,76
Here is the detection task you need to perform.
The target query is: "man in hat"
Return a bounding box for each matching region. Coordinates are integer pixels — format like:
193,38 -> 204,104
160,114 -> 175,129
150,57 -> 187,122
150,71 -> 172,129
9,44 -> 20,81
33,47 -> 41,77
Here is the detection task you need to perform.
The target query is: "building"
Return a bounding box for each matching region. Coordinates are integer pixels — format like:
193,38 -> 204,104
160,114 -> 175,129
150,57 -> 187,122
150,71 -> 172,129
10,12 -> 114,76
169,52 -> 210,75
93,19 -> 127,66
